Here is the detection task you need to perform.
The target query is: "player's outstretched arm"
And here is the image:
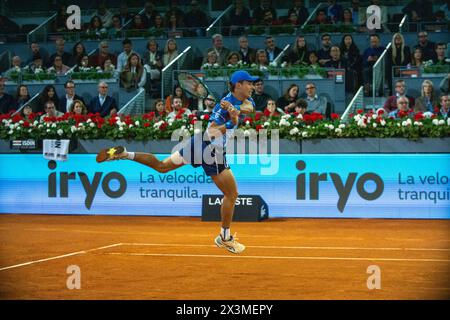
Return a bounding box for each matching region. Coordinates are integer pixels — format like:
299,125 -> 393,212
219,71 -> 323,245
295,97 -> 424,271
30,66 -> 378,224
219,99 -> 253,114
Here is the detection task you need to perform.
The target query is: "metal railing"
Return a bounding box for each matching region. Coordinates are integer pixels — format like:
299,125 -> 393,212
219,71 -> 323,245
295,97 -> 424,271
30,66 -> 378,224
27,12 -> 57,43
119,8 -> 145,31
300,3 -> 322,32
372,42 -> 391,107
117,87 -> 146,115
398,14 -> 408,34
161,46 -> 192,99
12,93 -> 40,116
273,44 -> 291,66
341,86 -> 364,123
205,4 -> 233,37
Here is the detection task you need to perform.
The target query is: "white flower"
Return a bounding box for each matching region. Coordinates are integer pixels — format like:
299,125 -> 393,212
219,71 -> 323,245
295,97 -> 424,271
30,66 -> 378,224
397,123 -> 401,127
213,63 -> 220,68
57,129 -> 63,135
260,66 -> 268,71
279,118 -> 290,127
250,63 -> 257,68
432,119 -> 439,125
372,114 -> 378,120
281,61 -> 287,68
293,121 -> 299,126
119,127 -> 124,131
402,121 -> 408,127
406,118 -> 412,125
414,121 -> 423,126
87,118 -> 92,123
380,119 -> 386,126
301,131 -> 308,137
8,130 -> 13,134
296,113 -> 303,120
289,127 -> 299,135
34,67 -> 43,74
51,123 -> 57,128
167,118 -> 175,125
269,61 -> 278,67
357,119 -> 366,127
439,119 -> 445,125
38,124 -> 43,129
46,129 -> 51,132
245,120 -> 250,125
281,114 -> 291,120
71,126 -> 77,133
227,64 -> 233,67
423,111 -> 434,118
135,121 -> 140,126
90,122 -> 95,128
327,124 -> 334,130
263,121 -> 270,127
335,128 -> 342,135
354,114 -> 362,122
339,124 -> 345,129
9,124 -> 14,129
14,66 -> 21,71
33,120 -> 38,126
129,124 -> 133,128
372,123 -> 377,128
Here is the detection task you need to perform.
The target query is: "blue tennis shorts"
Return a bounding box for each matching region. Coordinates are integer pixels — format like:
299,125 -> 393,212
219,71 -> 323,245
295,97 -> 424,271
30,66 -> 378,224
178,135 -> 229,176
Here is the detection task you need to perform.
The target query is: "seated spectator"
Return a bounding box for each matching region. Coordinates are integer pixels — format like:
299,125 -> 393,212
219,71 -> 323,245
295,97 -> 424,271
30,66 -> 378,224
21,104 -> 34,119
118,3 -> 133,26
276,84 -> 299,113
252,79 -> 273,112
389,96 -> 412,119
318,34 -> 332,66
25,54 -> 46,75
437,94 -> 450,118
326,0 -> 344,23
196,95 -> 216,116
304,82 -> 327,115
38,85 -> 59,113
165,0 -> 185,27
120,53 -> 147,91
285,10 -> 299,26
143,39 -> 163,81
15,85 -> 30,110
70,42 -> 87,67
414,79 -> 437,113
307,51 -> 320,68
142,1 -> 160,28
0,80 -> 16,114
265,36 -> 282,63
203,34 -> 230,66
117,39 -> 136,73
129,14 -> 147,30
53,5 -> 69,32
26,42 -> 50,67
69,99 -> 88,115
340,8 -> 354,26
108,15 -> 123,38
48,38 -> 73,67
103,58 -> 116,75
288,0 -> 309,25
433,43 -> 449,65
226,52 -> 241,67
149,14 -> 165,34
162,38 -> 179,68
92,2 -> 114,28
75,55 -> 92,71
255,49 -> 269,69
47,56 -> 70,75
86,15 -> 108,37
263,99 -> 282,118
325,46 -> 348,69
260,9 -> 282,27
402,0 -> 433,23
3,56 -> 23,77
414,31 -> 436,62
362,34 -> 385,95
253,0 -> 277,25
408,47 -> 424,68
383,80 -> 415,113
202,50 -> 219,69
184,0 -> 209,37
167,97 -> 192,119
165,85 -> 192,113
154,99 -> 168,120
227,0 -> 252,36
40,100 -> 64,122
88,82 -> 117,117
312,9 -> 331,25
89,41 -> 117,68
285,35 -> 309,66
237,36 -> 256,65
388,33 -> 411,77
440,74 -> 450,94
166,12 -> 184,37
58,80 -> 85,113
294,98 -> 308,115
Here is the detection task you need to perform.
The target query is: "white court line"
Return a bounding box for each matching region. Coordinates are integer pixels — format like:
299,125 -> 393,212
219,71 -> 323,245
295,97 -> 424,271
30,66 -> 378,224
0,243 -> 123,271
104,252 -> 450,263
120,243 -> 450,252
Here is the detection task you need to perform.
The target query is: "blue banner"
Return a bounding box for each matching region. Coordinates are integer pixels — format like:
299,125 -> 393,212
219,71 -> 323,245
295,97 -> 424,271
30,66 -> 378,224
0,154 -> 449,219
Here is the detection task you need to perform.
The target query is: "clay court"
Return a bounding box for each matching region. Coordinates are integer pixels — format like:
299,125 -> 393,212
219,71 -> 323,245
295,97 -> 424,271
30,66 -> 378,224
0,214 -> 449,300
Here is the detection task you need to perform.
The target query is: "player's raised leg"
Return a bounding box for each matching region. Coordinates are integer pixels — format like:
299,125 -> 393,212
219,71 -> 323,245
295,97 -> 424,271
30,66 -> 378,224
211,168 -> 245,254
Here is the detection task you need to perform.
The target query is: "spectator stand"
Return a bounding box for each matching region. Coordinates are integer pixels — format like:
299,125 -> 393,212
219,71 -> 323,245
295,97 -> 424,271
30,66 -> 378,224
160,46 -> 193,101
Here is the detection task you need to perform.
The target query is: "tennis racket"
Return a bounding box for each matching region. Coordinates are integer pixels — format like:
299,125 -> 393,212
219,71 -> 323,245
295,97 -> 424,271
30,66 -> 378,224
177,71 -> 254,114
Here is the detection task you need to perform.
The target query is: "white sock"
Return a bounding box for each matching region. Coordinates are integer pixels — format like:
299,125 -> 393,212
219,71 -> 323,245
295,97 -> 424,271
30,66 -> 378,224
221,227 -> 231,241
127,152 -> 135,160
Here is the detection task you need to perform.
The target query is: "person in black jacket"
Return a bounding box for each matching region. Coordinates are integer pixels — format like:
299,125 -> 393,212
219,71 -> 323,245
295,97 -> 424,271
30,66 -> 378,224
58,80 -> 85,113
0,81 -> 16,114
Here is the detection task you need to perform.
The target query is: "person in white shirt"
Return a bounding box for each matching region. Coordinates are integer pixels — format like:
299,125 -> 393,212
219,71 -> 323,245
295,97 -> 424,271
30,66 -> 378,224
116,38 -> 135,72
167,97 -> 191,119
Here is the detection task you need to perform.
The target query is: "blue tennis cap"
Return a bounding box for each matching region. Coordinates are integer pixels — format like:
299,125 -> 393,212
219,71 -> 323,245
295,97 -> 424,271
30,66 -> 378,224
230,70 -> 259,85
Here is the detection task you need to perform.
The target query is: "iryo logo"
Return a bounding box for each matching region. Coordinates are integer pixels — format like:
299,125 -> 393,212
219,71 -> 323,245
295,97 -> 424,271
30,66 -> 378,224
296,160 -> 384,212
47,160 -> 127,209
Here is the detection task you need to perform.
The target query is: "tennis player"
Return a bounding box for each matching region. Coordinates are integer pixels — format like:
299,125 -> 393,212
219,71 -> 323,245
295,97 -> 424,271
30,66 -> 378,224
96,70 -> 257,254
